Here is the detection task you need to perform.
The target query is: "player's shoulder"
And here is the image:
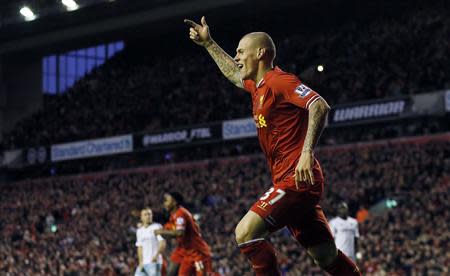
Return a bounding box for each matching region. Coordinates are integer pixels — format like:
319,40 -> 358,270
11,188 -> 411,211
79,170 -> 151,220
178,206 -> 192,216
136,227 -> 144,234
174,207 -> 191,222
150,223 -> 163,230
329,217 -> 339,224
349,217 -> 359,225
266,67 -> 301,87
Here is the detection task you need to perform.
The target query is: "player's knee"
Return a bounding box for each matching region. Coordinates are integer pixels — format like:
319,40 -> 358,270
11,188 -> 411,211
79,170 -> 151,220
235,211 -> 268,244
235,222 -> 250,244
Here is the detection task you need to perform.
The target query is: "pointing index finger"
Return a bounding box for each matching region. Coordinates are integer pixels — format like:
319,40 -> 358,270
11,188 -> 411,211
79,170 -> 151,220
184,19 -> 199,28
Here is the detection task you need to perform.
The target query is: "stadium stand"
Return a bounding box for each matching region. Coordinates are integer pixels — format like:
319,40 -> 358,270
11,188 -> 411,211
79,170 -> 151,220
1,135 -> 448,275
1,5 -> 449,149
1,1 -> 449,275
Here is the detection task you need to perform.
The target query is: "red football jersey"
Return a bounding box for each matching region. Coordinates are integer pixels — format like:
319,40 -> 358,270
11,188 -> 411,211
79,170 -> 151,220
167,207 -> 211,257
243,67 -> 325,189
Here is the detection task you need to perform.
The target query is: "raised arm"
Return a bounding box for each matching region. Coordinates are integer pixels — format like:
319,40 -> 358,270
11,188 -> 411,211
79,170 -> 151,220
184,16 -> 243,88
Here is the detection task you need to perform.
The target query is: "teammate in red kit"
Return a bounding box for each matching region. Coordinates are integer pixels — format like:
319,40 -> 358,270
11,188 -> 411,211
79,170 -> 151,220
184,17 -> 362,275
155,192 -> 213,276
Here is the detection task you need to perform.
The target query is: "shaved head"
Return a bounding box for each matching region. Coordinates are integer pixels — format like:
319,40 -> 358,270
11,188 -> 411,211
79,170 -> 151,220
235,32 -> 276,81
241,32 -> 276,63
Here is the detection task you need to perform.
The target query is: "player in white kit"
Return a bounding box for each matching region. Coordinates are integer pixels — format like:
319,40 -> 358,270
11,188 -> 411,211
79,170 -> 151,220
135,208 -> 167,276
329,202 -> 360,262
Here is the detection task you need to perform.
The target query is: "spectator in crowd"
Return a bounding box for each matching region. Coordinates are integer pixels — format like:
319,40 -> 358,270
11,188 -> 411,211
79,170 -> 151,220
1,4 -> 449,150
0,138 -> 448,275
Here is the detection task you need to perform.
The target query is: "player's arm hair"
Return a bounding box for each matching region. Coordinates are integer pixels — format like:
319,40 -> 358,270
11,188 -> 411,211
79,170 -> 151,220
137,246 -> 144,267
204,40 -> 243,88
303,97 -> 330,151
157,229 -> 185,239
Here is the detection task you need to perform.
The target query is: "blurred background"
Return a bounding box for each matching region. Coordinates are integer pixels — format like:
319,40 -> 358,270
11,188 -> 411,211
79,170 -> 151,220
0,0 -> 449,275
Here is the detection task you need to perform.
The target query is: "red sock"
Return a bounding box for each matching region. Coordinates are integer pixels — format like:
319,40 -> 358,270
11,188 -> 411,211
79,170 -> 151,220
239,239 -> 281,276
323,250 -> 362,276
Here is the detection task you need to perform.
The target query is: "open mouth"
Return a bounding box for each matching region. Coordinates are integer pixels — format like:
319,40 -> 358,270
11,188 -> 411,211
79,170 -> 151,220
237,64 -> 243,69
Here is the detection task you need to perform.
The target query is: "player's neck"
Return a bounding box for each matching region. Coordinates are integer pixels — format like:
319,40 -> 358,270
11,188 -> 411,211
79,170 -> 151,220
170,206 -> 180,214
142,222 -> 150,227
254,64 -> 273,85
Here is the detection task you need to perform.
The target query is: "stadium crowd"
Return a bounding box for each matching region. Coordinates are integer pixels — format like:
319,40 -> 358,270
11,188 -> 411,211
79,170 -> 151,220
1,137 -> 448,275
2,3 -> 450,149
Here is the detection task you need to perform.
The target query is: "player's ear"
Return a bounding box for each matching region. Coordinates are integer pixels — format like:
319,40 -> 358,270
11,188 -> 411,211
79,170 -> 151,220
257,48 -> 265,60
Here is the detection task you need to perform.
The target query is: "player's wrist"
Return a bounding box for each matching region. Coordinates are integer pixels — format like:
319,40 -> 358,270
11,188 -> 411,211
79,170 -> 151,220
203,39 -> 214,48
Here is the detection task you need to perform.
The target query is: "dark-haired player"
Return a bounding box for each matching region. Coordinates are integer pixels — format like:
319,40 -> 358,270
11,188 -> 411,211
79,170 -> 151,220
155,192 -> 212,276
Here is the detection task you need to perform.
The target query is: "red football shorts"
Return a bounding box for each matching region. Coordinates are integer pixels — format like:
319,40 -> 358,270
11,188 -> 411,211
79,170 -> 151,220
250,181 -> 334,248
178,253 -> 213,276
170,247 -> 185,264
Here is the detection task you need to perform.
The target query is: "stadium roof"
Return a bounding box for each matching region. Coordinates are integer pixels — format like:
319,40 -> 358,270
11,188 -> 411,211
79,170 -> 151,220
0,0 -> 248,56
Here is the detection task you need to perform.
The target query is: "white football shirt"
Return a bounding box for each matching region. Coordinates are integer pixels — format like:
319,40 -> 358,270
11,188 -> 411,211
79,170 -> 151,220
329,216 -> 359,260
135,223 -> 164,265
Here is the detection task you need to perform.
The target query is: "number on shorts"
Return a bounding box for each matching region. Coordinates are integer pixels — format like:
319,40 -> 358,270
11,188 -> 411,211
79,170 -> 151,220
259,187 -> 286,205
260,187 -> 275,200
269,189 -> 286,205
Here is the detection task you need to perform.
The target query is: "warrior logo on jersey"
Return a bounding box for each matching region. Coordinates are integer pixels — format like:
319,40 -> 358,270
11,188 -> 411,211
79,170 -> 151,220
294,84 -> 312,98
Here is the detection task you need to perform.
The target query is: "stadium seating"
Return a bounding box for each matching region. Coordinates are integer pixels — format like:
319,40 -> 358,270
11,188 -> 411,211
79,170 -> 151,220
1,135 -> 448,275
2,6 -> 450,149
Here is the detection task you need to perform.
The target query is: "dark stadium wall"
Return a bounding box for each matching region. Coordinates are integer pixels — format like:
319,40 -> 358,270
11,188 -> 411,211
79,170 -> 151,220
0,61 -> 4,141
1,58 -> 42,137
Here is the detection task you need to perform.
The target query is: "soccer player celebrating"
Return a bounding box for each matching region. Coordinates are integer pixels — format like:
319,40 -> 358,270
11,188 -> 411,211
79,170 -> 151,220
135,208 -> 167,276
184,17 -> 361,275
155,192 -> 213,276
329,202 -> 360,262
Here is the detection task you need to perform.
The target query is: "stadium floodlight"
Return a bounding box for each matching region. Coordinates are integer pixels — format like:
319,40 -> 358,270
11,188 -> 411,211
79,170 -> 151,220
317,65 -> 324,72
19,6 -> 36,21
61,0 -> 79,11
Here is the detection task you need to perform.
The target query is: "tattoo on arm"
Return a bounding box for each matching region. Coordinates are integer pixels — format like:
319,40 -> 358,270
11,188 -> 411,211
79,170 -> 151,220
205,40 -> 243,88
303,99 -> 330,152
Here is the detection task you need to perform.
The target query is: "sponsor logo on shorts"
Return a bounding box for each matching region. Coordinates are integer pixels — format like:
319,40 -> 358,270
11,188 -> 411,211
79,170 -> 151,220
257,202 -> 268,210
